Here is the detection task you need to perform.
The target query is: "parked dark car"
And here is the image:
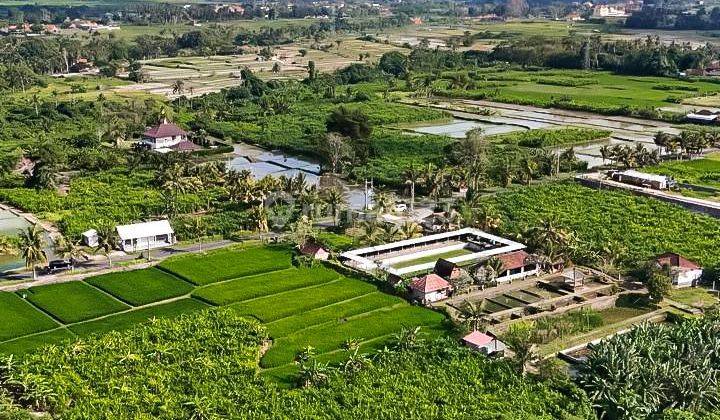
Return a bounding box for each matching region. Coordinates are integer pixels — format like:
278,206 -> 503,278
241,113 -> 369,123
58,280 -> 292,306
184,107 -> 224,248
44,259 -> 74,274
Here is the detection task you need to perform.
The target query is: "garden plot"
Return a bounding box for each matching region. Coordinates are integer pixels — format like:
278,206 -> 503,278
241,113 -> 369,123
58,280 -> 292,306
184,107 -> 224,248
22,282 -> 130,324
158,245 -> 292,285
85,267 -> 194,306
0,292 -> 58,341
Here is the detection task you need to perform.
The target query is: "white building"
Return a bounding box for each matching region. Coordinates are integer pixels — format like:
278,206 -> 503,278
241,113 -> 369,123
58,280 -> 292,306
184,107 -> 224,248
592,4 -> 628,17
82,229 -> 98,247
493,250 -> 540,283
141,118 -> 189,150
610,170 -> 674,190
116,220 -> 175,253
409,274 -> 453,304
462,331 -> 506,356
655,253 -> 703,287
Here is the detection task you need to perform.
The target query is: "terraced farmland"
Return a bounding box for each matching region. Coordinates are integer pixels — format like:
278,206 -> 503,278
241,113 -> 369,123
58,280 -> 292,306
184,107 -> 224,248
1,244 -> 448,383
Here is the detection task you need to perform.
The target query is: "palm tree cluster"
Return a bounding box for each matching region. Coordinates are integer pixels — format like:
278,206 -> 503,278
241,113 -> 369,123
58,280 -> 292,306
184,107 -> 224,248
579,317 -> 720,419
653,129 -> 718,159
349,220 -> 424,246
523,218 -> 576,271
599,143 -> 660,168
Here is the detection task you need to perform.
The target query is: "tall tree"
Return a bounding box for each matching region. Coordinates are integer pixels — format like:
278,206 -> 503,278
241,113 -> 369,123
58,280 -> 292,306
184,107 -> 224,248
18,225 -> 47,280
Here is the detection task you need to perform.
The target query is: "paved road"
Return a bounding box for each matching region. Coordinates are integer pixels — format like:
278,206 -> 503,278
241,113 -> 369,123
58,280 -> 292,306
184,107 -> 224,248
0,239 -> 235,291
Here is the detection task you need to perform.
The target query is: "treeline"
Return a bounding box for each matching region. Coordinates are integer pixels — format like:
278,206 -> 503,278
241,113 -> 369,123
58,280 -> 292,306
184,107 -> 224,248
627,6 -> 720,31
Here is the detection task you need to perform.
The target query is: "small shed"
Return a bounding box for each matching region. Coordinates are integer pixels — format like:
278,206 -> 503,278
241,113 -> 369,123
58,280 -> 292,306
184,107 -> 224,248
462,331 -> 506,356
299,242 -> 330,260
116,220 -> 175,253
409,273 -> 453,305
655,252 -> 703,287
82,229 -> 98,247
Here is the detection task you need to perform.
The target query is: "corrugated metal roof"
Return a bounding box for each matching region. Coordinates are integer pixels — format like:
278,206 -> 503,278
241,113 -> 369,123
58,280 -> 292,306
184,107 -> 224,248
116,220 -> 173,240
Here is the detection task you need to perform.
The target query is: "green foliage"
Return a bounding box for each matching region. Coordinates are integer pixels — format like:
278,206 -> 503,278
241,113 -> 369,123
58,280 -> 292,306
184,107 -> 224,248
579,317 -> 720,418
85,268 -> 194,306
0,292 -> 56,341
23,282 -> 130,324
488,127 -> 611,148
645,154 -> 720,189
158,245 -> 292,285
483,182 -> 720,267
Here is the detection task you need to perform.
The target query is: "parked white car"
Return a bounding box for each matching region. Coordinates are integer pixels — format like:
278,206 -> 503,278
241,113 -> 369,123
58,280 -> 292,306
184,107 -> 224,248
394,203 -> 408,212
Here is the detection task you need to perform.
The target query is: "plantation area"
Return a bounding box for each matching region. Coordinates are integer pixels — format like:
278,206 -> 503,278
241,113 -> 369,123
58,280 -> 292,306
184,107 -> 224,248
578,316 -> 720,418
1,245 -> 449,383
486,127 -> 611,148
483,182 -> 720,268
433,68 -> 720,117
0,309 -> 592,419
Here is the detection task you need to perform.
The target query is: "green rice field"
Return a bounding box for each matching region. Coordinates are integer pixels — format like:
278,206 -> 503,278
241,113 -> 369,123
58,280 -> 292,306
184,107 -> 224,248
85,267 -> 194,306
1,245 -> 449,383
646,153 -> 720,191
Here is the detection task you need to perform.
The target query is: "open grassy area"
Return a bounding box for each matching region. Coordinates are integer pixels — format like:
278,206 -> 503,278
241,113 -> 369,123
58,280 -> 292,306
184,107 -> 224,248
0,329 -> 75,357
22,282 -> 130,324
85,268 -> 194,306
0,292 -> 58,341
158,245 -> 292,285
389,248 -> 473,269
645,153 -> 720,190
68,298 -> 209,337
669,287 -> 720,309
192,266 -> 340,305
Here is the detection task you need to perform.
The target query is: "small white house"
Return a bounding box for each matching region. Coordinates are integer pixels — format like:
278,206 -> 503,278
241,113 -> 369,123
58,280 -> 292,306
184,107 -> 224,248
141,118 -> 188,150
494,250 -> 539,283
655,253 -> 703,287
409,273 -> 453,304
82,229 -> 98,247
116,220 -> 175,253
462,331 -> 506,356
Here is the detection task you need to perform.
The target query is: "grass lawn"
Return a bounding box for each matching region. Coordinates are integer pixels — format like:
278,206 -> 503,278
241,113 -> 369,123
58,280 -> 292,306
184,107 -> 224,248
0,292 -> 58,341
260,306 -> 447,368
159,245 -> 292,285
389,248 -> 473,269
645,153 -> 720,190
22,282 -> 130,324
192,266 -> 340,305
230,277 -> 377,323
0,329 -> 75,356
69,299 -> 209,337
85,268 -> 194,306
264,292 -> 404,339
669,287 -> 719,309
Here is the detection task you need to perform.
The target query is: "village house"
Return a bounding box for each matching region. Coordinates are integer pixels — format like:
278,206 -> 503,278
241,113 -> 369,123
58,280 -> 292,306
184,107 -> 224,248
461,331 -> 506,356
494,250 -> 540,283
409,273 -> 453,304
116,220 -> 176,253
299,242 -> 330,260
685,109 -> 720,124
141,118 -> 196,151
610,170 -> 675,190
655,253 -> 703,287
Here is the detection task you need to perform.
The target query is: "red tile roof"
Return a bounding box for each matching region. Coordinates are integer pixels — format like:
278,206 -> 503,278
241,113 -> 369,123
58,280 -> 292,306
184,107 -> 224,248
462,331 -> 493,347
143,119 -> 187,139
497,250 -> 532,271
409,273 -> 451,293
656,253 -> 701,270
300,242 -> 327,255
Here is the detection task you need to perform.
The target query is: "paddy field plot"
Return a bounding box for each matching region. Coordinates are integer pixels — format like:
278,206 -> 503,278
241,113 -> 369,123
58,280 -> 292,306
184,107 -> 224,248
158,245 -> 292,285
85,267 -> 194,306
0,292 -> 58,341
0,329 -> 75,357
22,282 -> 130,324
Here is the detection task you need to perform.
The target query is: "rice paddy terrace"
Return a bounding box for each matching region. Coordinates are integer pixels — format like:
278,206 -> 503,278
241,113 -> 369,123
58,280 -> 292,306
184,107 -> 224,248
0,244 -> 449,383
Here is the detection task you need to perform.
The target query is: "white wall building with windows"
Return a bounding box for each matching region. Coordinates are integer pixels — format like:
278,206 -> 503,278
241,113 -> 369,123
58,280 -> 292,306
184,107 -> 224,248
116,220 -> 175,253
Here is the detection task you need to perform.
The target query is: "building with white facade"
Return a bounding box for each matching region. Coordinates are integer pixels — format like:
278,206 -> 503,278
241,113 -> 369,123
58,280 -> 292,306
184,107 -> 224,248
116,220 -> 175,253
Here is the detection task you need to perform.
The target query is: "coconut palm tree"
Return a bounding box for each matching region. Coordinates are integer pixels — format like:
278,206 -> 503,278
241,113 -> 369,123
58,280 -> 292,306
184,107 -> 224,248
599,145 -> 611,166
172,79 -> 185,96
458,299 -> 490,332
357,220 -> 386,245
53,236 -> 86,269
18,225 -> 47,279
184,216 -> 207,253
403,164 -> 420,213
372,191 -> 395,215
321,187 -> 346,226
503,323 -> 540,375
399,221 -> 423,240
524,219 -> 574,270
95,224 -> 118,268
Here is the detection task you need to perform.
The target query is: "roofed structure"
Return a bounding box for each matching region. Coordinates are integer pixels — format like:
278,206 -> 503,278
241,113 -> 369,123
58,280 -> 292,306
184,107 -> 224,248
409,274 -> 452,304
655,252 -> 703,287
116,220 -> 175,253
141,118 -> 189,150
462,331 -> 506,356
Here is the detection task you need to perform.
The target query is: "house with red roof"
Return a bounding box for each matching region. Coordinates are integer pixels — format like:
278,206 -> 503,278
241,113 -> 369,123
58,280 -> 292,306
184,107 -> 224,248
299,242 -> 330,260
462,331 -> 506,356
495,250 -> 539,283
142,118 -> 189,150
655,253 -> 703,287
409,273 -> 453,304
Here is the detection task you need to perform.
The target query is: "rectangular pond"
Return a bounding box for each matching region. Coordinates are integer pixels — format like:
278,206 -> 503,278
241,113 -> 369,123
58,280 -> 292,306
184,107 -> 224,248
0,209 -> 31,274
412,119 -> 525,138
